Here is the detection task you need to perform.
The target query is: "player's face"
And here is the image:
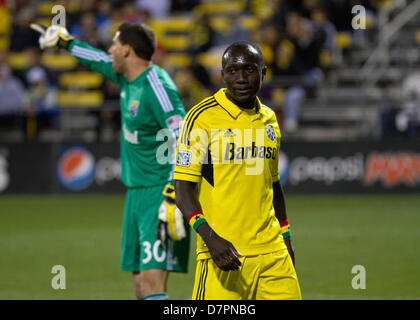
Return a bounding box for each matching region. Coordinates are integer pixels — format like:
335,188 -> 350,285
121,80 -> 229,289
108,32 -> 125,74
222,48 -> 266,108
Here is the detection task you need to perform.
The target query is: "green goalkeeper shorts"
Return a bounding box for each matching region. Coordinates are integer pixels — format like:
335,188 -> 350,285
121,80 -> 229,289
120,185 -> 190,273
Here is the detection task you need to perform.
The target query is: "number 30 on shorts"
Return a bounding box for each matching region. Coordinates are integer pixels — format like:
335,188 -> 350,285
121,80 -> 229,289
141,240 -> 166,264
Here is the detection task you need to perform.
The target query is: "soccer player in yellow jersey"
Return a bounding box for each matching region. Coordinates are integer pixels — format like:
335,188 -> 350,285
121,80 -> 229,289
174,41 -> 302,300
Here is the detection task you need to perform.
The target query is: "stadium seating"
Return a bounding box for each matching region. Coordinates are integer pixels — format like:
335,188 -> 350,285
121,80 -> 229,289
59,71 -> 103,89
36,1 -> 80,16
2,0 -> 419,143
290,2 -> 420,141
58,91 -> 104,108
0,5 -> 11,35
41,53 -> 79,70
7,52 -> 78,70
7,52 -> 28,69
194,1 -> 245,15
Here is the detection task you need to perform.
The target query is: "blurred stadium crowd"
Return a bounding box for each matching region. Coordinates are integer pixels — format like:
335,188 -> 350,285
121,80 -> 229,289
1,0 -> 419,142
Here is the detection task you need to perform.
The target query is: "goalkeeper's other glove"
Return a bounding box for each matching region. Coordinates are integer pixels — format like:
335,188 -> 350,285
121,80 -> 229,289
157,185 -> 187,244
30,24 -> 74,50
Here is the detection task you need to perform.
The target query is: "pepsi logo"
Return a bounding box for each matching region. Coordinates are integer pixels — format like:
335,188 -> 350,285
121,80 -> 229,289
57,147 -> 95,190
278,151 -> 290,185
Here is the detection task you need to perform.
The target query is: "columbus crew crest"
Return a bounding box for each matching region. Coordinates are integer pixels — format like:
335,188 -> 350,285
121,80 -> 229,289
129,100 -> 139,117
265,124 -> 276,142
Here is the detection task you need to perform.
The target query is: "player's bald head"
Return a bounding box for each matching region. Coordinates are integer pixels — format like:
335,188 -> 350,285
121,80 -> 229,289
222,41 -> 264,69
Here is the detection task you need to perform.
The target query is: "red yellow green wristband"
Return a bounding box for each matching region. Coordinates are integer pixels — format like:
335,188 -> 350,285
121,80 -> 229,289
280,219 -> 291,239
187,211 -> 207,232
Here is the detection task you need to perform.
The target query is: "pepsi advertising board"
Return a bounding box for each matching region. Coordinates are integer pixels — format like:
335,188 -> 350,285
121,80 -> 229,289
54,144 -> 123,193
278,141 -> 420,193
56,146 -> 97,191
0,143 -> 124,194
0,144 -> 52,194
0,141 -> 419,194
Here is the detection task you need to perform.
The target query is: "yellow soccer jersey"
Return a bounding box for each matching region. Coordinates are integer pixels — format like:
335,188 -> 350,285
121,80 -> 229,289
174,88 -> 287,258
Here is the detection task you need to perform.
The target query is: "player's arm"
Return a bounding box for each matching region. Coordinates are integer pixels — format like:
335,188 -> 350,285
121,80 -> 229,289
174,180 -> 242,271
30,24 -> 120,86
146,81 -> 185,184
67,40 -> 120,85
270,117 -> 295,265
273,180 -> 295,266
145,81 -> 187,242
173,109 -> 241,271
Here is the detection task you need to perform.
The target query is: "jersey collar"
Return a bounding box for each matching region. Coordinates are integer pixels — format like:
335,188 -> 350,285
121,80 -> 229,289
127,64 -> 154,84
214,88 -> 261,119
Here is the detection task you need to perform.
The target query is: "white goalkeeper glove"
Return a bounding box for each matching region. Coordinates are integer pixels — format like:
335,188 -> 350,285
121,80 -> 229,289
157,185 -> 187,243
30,24 -> 74,49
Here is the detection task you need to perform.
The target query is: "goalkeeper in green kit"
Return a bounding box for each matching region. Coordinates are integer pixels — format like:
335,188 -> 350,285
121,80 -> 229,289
31,23 -> 190,300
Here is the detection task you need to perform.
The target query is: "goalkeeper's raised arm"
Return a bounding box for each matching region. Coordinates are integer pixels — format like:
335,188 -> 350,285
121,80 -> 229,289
31,23 -> 125,86
31,23 -> 120,85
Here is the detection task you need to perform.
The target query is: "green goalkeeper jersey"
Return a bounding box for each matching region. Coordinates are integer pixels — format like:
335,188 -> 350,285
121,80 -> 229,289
68,40 -> 185,187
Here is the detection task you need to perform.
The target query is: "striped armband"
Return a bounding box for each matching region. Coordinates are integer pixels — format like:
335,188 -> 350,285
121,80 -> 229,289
187,211 -> 207,232
280,219 -> 291,239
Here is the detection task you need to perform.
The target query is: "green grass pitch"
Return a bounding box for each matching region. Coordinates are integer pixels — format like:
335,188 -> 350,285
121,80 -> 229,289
0,194 -> 419,300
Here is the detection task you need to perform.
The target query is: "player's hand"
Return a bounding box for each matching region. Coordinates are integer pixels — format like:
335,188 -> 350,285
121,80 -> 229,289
30,24 -> 74,49
284,237 -> 295,267
197,223 -> 242,271
157,185 -> 187,244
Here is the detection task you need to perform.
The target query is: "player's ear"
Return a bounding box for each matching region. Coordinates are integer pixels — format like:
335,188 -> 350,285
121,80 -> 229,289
122,44 -> 130,58
221,69 -> 226,83
261,66 -> 267,81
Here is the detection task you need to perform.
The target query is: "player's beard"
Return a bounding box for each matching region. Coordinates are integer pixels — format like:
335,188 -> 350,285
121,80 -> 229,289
112,58 -> 124,75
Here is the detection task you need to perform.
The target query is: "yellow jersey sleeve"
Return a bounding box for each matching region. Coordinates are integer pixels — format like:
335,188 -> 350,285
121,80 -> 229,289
174,112 -> 209,183
270,119 -> 282,183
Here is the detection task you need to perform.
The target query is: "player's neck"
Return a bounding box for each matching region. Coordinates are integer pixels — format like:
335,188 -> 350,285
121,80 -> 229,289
124,59 -> 152,82
226,92 -> 257,110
